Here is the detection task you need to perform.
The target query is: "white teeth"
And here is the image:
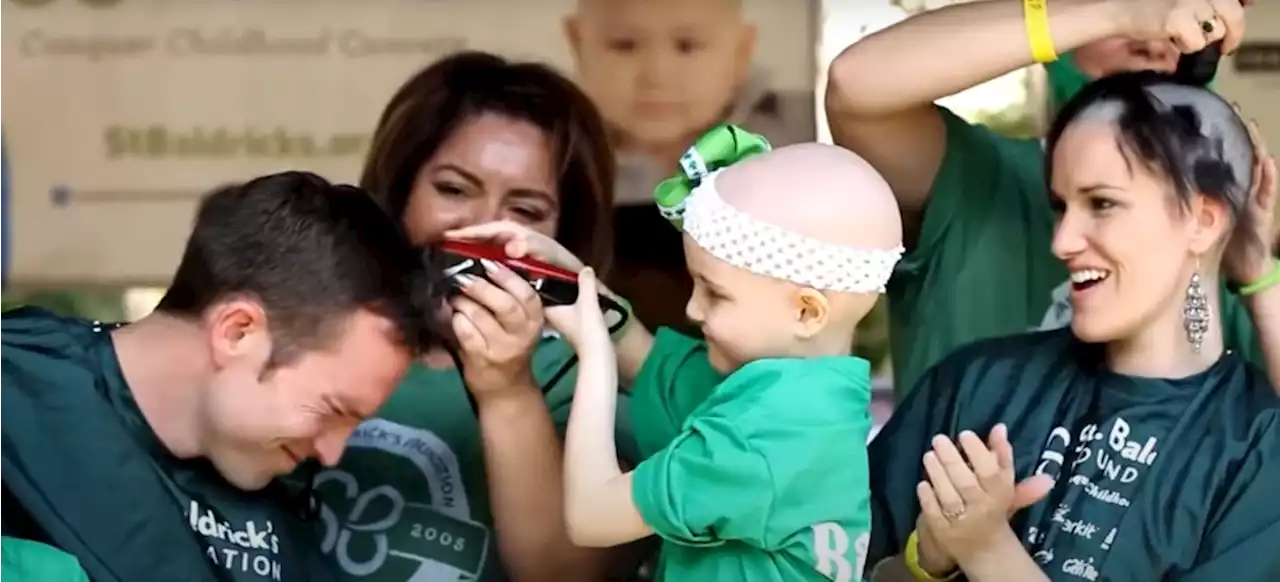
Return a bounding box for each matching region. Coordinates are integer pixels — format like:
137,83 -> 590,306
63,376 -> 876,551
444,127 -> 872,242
1070,269 -> 1111,284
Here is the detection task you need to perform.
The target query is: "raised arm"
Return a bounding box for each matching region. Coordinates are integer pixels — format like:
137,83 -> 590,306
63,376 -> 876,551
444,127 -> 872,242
827,0 -> 1139,242
1236,122 -> 1280,388
451,263 -> 609,581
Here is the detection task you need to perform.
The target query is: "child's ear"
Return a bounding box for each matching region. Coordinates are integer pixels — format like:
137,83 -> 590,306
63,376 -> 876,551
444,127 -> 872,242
734,24 -> 758,84
563,16 -> 584,62
793,287 -> 829,339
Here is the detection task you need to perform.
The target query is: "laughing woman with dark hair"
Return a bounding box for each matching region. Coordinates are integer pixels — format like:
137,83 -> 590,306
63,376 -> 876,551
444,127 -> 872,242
309,52 -> 641,582
866,73 -> 1280,582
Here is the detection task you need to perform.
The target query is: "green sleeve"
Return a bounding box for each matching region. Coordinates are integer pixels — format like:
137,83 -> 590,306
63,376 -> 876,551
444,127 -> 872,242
631,360 -> 872,551
887,107 -> 1055,394
1220,288 -> 1264,369
1171,411 -> 1280,581
866,359 -> 962,566
905,108 -> 1048,266
630,363 -> 783,548
628,328 -> 726,460
1,538 -> 90,582
540,338 -> 642,468
630,414 -> 771,547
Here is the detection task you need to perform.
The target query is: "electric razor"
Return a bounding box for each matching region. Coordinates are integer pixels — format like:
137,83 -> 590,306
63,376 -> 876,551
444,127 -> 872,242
428,240 -> 630,334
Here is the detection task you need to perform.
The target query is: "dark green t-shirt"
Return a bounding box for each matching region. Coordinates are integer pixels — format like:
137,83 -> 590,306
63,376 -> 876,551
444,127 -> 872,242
311,335 -> 639,582
868,328 -> 1280,581
1,307 -> 337,582
887,107 -> 1263,396
630,330 -> 875,582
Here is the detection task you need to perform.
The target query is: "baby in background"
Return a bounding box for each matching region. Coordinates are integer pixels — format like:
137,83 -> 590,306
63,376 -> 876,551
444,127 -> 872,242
564,0 -> 812,206
564,0 -> 755,165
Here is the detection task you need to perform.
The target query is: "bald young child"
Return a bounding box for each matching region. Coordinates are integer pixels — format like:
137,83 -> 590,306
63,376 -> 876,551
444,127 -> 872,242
564,0 -> 755,166
564,0 -> 812,205
549,126 -> 904,582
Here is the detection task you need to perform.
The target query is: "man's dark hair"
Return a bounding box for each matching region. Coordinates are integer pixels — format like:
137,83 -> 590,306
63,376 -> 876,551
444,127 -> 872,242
360,50 -> 616,275
156,171 -> 443,364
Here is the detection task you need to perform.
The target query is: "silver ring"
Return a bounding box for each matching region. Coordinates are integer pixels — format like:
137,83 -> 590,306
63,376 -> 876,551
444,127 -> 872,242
942,507 -> 967,520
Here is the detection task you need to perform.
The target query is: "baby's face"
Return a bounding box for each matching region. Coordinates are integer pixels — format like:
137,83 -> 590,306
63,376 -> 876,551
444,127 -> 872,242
566,0 -> 754,152
682,238 -> 800,373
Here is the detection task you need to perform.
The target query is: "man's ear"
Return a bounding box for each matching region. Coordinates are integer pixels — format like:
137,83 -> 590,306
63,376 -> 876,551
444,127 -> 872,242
205,298 -> 272,370
793,287 -> 829,339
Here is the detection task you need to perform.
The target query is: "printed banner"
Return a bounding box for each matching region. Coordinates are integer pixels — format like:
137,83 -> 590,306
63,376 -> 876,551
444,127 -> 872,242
2,0 -> 818,285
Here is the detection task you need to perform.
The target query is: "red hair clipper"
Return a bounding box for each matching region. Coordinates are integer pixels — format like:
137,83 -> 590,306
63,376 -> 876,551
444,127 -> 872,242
430,240 -> 629,334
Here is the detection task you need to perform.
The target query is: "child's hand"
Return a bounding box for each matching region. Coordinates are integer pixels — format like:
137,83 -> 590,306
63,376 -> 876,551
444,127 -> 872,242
546,268 -> 614,359
444,221 -> 586,272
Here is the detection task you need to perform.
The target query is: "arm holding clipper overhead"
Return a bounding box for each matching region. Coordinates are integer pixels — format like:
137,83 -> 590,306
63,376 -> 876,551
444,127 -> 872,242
826,0 -> 1126,239
825,0 -> 1244,243
1231,119 -> 1280,389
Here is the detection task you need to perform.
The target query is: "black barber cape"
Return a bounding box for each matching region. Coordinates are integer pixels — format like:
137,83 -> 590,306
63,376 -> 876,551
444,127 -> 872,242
1,308 -> 338,582
868,328 -> 1280,582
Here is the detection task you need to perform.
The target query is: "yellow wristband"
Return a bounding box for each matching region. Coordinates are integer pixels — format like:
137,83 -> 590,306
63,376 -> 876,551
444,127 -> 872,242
904,530 -> 960,581
1241,259 -> 1280,296
1023,0 -> 1058,63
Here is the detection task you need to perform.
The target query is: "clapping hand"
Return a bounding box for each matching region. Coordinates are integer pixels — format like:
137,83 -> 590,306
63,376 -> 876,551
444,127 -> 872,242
915,424 -> 1055,568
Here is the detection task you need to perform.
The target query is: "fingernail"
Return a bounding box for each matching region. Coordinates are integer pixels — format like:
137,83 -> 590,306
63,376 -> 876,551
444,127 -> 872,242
960,430 -> 976,439
479,258 -> 501,273
454,273 -> 477,286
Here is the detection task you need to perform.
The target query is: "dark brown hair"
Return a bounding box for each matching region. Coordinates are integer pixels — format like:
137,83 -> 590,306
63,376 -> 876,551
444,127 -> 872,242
157,171 -> 444,365
360,51 -> 615,274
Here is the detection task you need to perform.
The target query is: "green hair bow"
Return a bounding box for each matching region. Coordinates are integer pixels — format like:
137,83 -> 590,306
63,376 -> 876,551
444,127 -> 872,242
654,124 -> 771,229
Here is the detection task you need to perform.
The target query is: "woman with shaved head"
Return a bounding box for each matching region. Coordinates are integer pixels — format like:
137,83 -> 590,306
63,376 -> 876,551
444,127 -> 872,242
866,72 -> 1280,582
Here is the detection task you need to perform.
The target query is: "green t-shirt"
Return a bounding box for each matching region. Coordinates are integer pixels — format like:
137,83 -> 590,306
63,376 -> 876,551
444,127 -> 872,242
311,334 -> 639,582
629,328 -> 726,460
887,107 -> 1263,396
868,328 -> 1280,581
1,538 -> 89,582
1,307 -> 337,582
630,330 -> 875,582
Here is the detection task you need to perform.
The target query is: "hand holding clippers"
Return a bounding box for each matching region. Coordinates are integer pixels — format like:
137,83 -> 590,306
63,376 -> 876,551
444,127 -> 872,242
430,240 -> 630,335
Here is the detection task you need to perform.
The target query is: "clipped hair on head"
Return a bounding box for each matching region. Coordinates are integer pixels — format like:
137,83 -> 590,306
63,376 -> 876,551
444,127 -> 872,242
1045,71 -> 1257,257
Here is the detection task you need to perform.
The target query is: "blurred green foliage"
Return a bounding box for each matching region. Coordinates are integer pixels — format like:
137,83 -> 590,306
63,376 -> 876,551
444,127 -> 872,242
1,289 -> 128,322
853,298 -> 891,374
973,105 -> 1040,139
